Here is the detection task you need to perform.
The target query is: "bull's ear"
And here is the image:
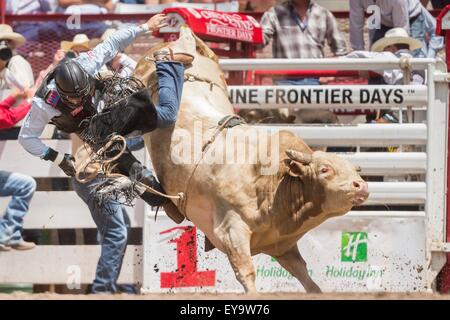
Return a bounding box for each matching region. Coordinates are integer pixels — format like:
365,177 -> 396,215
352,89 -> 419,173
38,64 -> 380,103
283,159 -> 307,178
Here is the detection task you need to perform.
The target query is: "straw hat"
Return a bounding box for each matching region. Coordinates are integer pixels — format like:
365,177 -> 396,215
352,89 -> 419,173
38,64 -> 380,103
371,27 -> 422,52
61,34 -> 91,52
0,24 -> 26,46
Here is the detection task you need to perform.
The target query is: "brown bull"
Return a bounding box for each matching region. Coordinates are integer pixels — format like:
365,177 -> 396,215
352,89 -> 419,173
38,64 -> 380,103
134,26 -> 369,293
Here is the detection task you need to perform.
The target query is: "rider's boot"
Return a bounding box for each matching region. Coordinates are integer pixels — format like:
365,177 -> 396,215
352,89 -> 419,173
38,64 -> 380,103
135,167 -> 186,224
153,33 -> 196,66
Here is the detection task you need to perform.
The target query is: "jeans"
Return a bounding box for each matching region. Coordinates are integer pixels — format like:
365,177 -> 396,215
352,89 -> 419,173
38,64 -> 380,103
0,171 -> 36,245
72,178 -> 137,294
155,61 -> 185,128
409,13 -> 426,58
126,136 -> 145,151
276,78 -> 320,86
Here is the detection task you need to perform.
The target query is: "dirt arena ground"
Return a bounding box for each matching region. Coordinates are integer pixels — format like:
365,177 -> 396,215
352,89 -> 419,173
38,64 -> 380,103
0,292 -> 450,300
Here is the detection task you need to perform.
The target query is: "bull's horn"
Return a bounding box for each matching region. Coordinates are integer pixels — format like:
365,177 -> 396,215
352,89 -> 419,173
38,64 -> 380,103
285,149 -> 312,165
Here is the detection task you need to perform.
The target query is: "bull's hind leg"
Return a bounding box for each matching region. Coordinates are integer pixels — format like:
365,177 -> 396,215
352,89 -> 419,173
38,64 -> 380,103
273,245 -> 322,293
214,211 -> 257,293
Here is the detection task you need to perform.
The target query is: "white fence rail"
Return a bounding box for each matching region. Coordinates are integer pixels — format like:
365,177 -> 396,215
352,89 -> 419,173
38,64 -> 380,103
259,123 -> 428,146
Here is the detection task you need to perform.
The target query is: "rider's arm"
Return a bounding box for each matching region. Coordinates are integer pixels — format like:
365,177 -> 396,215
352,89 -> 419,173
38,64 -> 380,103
75,24 -> 149,76
18,96 -> 60,158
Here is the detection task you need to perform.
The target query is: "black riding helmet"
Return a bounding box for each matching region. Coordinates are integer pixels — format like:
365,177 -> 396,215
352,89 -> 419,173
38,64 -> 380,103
54,60 -> 94,109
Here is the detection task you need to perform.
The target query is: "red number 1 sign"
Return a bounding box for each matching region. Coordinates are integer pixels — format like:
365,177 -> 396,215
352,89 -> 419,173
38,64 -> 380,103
160,226 -> 216,288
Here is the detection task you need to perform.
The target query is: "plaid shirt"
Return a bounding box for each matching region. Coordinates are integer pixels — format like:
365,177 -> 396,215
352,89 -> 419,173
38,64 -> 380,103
261,1 -> 348,59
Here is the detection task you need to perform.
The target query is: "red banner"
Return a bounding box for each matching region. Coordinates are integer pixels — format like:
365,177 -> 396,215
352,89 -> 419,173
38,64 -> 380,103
156,7 -> 263,44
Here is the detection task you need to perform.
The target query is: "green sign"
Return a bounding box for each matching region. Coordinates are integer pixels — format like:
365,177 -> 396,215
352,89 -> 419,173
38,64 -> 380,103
341,232 -> 368,262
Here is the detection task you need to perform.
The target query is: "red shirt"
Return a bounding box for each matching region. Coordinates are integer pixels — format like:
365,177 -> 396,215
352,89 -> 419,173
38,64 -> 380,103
0,96 -> 31,130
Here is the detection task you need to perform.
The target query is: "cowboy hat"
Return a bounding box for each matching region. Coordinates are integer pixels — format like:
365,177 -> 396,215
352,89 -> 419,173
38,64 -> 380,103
0,24 -> 26,46
371,27 -> 422,52
61,34 -> 91,52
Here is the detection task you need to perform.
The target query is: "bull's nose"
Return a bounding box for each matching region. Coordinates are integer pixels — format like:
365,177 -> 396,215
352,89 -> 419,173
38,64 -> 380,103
353,180 -> 369,197
351,180 -> 369,206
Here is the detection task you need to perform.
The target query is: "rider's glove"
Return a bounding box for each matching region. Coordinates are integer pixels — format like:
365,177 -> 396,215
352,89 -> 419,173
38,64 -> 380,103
43,148 -> 76,177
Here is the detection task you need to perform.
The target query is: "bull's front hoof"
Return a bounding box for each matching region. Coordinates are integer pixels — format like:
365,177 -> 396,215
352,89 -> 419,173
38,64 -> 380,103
306,285 -> 322,294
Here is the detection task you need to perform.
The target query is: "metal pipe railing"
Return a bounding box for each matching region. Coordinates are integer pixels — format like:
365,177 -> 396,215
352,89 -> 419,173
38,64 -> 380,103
219,58 -> 436,71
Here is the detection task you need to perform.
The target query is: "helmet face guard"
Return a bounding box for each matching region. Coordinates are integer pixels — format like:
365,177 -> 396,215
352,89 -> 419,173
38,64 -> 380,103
58,83 -> 92,109
54,60 -> 94,110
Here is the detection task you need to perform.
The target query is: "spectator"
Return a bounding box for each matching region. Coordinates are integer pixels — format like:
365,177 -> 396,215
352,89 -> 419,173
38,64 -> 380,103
347,27 -> 424,85
349,0 -> 442,58
42,1 -> 112,41
350,0 -> 421,50
6,0 -> 57,43
0,25 -> 34,100
6,0 -> 56,13
258,0 -> 346,127
0,88 -> 37,252
261,0 -> 347,85
61,34 -> 92,56
57,0 -> 113,13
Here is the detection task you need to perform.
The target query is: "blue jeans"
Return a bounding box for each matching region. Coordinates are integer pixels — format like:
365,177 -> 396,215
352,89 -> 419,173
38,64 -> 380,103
72,178 -> 137,294
155,61 -> 185,128
276,78 -> 320,86
409,13 -> 426,58
126,136 -> 145,151
0,171 -> 36,245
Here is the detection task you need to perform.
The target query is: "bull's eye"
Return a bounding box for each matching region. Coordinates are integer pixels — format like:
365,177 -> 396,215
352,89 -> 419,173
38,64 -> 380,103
321,167 -> 330,174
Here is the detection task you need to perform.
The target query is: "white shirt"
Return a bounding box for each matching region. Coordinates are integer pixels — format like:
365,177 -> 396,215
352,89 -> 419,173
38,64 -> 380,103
350,0 -> 422,50
0,55 -> 35,100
